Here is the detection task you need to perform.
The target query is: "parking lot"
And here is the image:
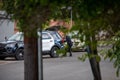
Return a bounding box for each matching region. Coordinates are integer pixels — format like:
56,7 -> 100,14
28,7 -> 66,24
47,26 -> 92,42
0,52 -> 120,80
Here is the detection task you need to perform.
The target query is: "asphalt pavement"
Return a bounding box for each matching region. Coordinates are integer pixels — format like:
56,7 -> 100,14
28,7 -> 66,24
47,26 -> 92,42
0,52 -> 120,80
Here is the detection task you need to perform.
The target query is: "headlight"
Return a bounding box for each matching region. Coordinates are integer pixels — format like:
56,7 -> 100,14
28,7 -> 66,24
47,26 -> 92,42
5,44 -> 16,53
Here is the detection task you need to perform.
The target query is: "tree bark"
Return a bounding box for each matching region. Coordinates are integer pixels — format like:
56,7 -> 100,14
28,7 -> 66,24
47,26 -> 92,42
87,45 -> 101,80
86,34 -> 101,80
24,35 -> 38,80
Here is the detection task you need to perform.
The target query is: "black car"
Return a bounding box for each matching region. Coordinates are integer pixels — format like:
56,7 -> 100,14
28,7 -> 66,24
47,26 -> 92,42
0,32 -> 24,60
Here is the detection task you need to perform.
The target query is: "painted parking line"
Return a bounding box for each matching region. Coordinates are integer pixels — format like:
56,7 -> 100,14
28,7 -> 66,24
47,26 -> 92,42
0,60 -> 18,65
0,61 -> 7,64
0,57 -> 19,65
0,60 -> 19,65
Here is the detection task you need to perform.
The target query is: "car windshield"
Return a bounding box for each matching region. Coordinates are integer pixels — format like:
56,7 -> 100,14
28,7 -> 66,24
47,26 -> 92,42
8,32 -> 23,41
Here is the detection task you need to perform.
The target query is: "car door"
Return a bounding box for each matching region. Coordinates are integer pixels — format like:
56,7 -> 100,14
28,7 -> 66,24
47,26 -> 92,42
42,33 -> 54,51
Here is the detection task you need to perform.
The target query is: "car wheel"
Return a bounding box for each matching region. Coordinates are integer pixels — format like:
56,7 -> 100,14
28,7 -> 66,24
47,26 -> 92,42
15,49 -> 24,60
0,57 -> 6,60
50,47 -> 59,58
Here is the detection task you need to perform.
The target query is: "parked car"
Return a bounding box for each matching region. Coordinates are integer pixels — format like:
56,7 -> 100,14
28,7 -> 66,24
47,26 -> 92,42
42,31 -> 64,57
68,31 -> 86,51
0,31 -> 64,60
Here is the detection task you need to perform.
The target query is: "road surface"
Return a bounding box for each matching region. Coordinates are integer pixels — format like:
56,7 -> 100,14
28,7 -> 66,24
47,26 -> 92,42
0,52 -> 119,80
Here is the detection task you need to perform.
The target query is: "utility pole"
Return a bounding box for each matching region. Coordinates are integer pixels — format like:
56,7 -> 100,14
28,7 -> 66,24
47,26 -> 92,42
38,29 -> 43,80
68,6 -> 72,28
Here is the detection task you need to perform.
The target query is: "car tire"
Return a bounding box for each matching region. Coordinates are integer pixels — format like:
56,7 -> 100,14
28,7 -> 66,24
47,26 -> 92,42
50,46 -> 59,58
0,57 -> 6,60
15,49 -> 24,60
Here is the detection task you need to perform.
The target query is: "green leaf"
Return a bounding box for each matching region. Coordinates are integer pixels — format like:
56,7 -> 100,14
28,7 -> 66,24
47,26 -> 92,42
95,55 -> 101,62
40,0 -> 48,6
78,54 -> 88,62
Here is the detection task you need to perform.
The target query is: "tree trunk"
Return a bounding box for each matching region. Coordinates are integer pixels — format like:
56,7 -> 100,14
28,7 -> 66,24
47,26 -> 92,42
88,46 -> 101,80
24,35 -> 38,80
86,34 -> 101,80
92,35 -> 101,80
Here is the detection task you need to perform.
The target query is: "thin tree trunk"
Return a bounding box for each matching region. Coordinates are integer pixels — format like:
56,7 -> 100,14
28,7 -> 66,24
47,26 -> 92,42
87,34 -> 101,80
92,35 -> 101,80
87,46 -> 101,80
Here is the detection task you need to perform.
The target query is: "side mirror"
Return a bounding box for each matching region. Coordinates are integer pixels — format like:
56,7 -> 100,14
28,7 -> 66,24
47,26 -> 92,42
5,36 -> 8,41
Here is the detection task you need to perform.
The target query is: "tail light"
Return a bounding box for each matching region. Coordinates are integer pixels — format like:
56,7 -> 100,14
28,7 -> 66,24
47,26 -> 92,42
61,38 -> 65,43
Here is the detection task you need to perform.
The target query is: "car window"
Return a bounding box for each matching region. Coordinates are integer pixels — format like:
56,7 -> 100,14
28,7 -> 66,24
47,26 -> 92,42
51,33 -> 59,40
49,31 -> 61,40
42,33 -> 51,39
8,33 -> 23,41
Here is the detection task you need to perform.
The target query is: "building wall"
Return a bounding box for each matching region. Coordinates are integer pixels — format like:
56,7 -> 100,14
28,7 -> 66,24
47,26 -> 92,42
0,20 -> 14,41
49,19 -> 72,30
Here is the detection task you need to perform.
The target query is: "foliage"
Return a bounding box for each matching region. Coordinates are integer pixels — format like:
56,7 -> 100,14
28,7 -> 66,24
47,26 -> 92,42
71,0 -> 120,77
70,0 -> 120,78
78,53 -> 101,62
2,0 -> 51,34
0,1 -> 2,10
105,31 -> 120,77
1,0 -> 73,34
1,1 -> 72,80
57,44 -> 68,57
